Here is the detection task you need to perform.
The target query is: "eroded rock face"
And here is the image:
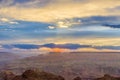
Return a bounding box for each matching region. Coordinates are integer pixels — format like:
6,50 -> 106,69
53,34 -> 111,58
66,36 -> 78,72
21,69 -> 65,80
1,70 -> 120,80
12,76 -> 24,80
73,77 -> 81,80
22,69 -> 39,79
0,71 -> 15,80
11,69 -> 64,80
94,74 -> 120,80
0,69 -> 65,80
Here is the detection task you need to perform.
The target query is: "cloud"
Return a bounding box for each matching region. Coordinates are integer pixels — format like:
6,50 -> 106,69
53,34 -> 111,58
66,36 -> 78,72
76,48 -> 120,52
0,0 -> 14,7
41,43 -> 120,51
95,46 -> 120,50
9,21 -> 19,24
80,16 -> 119,25
48,26 -> 55,29
0,43 -> 91,50
102,24 -> 120,28
1,43 -> 120,52
41,43 -> 90,49
2,44 -> 40,49
0,18 -> 9,22
0,17 -> 19,24
0,0 -> 120,23
77,16 -> 120,29
1,43 -> 89,50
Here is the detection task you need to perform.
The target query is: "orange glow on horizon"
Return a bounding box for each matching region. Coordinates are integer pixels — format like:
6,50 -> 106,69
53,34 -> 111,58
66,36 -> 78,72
52,48 -> 64,53
39,47 -> 120,53
39,47 -> 69,53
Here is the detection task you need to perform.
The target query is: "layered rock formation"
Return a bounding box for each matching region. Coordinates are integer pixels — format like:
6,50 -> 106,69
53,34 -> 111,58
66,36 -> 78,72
94,74 -> 120,80
0,70 -> 65,80
0,70 -> 120,80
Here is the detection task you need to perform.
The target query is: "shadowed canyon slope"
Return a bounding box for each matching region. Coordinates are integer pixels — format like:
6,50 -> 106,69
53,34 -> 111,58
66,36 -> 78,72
0,69 -> 120,80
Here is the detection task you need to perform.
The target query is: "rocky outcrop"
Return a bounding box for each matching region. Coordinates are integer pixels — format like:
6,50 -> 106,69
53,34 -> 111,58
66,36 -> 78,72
21,69 -> 65,80
1,70 -> 120,80
9,69 -> 64,80
0,71 -> 15,80
73,77 -> 81,80
12,76 -> 24,80
94,74 -> 120,80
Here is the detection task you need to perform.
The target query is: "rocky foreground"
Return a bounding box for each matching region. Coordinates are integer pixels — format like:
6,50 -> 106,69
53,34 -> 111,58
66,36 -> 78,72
0,69 -> 120,80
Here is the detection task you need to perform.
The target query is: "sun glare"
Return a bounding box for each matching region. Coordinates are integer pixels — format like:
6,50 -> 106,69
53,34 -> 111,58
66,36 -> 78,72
52,48 -> 64,53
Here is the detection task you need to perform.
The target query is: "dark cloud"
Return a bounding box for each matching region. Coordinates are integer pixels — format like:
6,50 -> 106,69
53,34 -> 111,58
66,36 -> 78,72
73,16 -> 120,30
14,0 -> 52,7
102,24 -> 120,28
2,43 -> 91,50
95,46 -> 120,50
80,16 -> 118,25
14,0 -> 31,3
41,43 -> 90,49
0,0 -> 53,7
2,44 -> 40,49
2,43 -> 120,51
0,0 -> 13,7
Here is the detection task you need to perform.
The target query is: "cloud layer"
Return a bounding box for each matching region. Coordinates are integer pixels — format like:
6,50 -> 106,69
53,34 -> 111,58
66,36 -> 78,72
1,43 -> 120,52
1,0 -> 120,22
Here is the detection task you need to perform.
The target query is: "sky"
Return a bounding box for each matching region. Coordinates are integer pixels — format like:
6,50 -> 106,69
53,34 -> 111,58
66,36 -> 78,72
0,0 -> 120,53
